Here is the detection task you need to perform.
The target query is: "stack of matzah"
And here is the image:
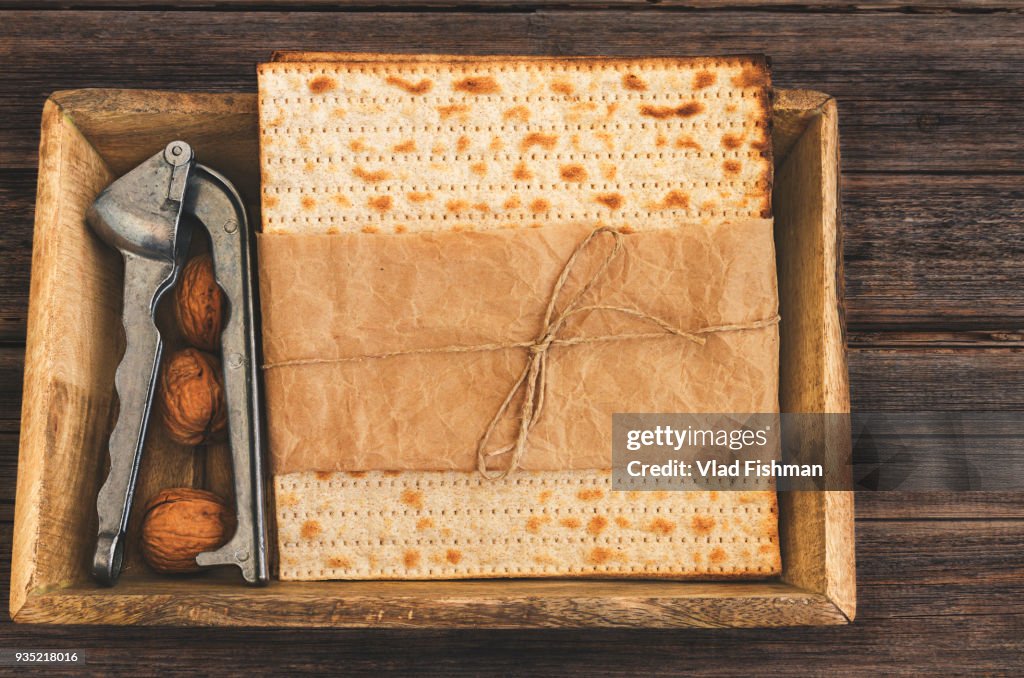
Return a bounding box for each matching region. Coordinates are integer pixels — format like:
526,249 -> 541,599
257,53 -> 781,580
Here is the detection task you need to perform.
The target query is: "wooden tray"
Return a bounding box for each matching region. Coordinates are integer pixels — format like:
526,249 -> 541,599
12,87 -> 854,627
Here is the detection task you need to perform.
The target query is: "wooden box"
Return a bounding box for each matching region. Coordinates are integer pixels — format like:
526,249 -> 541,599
12,87 -> 854,627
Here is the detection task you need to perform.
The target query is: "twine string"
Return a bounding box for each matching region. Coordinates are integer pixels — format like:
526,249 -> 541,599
261,227 -> 780,480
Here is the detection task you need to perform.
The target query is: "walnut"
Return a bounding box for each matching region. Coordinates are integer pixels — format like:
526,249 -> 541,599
141,488 -> 235,574
159,348 -> 227,445
174,253 -> 224,351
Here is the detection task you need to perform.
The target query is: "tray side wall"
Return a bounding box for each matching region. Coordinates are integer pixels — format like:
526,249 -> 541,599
773,98 -> 855,621
12,99 -> 119,619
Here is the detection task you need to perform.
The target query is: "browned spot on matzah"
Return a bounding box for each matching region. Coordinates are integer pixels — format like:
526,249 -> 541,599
655,134 -> 667,148
615,516 -> 631,528
655,190 -> 690,210
619,225 -> 636,234
392,139 -> 416,153
470,162 -> 488,177
503,196 -> 521,210
308,76 -> 336,93
595,193 -> 624,210
454,76 -> 500,94
437,104 -> 469,119
367,196 -> 393,212
431,142 -> 445,154
301,520 -> 321,539
732,66 -> 767,88
446,549 -> 462,565
503,105 -> 530,122
385,75 -> 433,95
691,515 -> 716,535
297,135 -> 310,151
622,73 -> 647,91
403,550 -> 421,568
538,489 -> 553,503
347,471 -> 367,478
400,488 -> 423,509
300,196 -> 316,210
327,556 -> 351,569
349,139 -> 366,152
395,225 -> 408,233
513,162 -> 533,180
490,136 -> 504,151
601,163 -> 617,180
361,225 -> 379,234
352,166 -> 391,183
315,471 -> 331,481
333,107 -> 346,118
551,80 -> 574,95
529,198 -> 550,213
560,516 -> 581,529
325,227 -> 339,235
383,470 -> 402,477
577,488 -> 604,501
721,133 -> 743,150
723,160 -> 742,175
332,195 -> 351,208
760,543 -> 775,554
587,516 -> 608,536
446,199 -> 469,213
709,547 -> 727,564
264,195 -> 279,209
675,135 -> 702,151
526,516 -> 550,533
639,102 -> 704,119
560,164 -> 587,182
605,102 -> 619,117
521,132 -> 557,151
416,517 -> 434,530
456,135 -> 470,153
647,518 -> 675,536
587,547 -> 614,566
407,191 -> 433,203
694,71 -> 717,89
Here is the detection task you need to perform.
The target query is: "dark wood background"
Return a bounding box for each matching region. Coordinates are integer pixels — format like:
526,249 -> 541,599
1,1 -> 1022,674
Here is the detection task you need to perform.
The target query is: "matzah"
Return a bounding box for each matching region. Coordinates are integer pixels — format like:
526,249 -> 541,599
257,54 -> 779,581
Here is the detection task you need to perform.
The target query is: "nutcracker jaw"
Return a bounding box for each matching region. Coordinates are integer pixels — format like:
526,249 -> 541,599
87,141 -> 268,587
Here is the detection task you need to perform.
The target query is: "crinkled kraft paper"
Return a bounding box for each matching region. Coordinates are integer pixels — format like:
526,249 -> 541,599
258,220 -> 779,475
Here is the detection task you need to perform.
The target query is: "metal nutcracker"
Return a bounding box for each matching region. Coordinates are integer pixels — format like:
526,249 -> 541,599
86,141 -> 268,586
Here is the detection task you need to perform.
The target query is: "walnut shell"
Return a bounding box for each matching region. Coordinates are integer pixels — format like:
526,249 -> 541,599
141,488 -> 235,574
159,348 -> 227,445
174,253 -> 224,351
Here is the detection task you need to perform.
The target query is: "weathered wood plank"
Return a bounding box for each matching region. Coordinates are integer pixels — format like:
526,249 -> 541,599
842,175 -> 1024,329
0,11 -> 1022,172
1,0 -> 1020,9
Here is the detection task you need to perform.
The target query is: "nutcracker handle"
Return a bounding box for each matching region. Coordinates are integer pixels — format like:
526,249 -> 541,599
185,165 -> 269,585
87,142 -> 194,585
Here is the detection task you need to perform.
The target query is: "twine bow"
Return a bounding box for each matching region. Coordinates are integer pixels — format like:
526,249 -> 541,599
474,227 -> 778,479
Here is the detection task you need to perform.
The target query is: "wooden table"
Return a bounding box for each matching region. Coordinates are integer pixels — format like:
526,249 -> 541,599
1,2 -> 1022,674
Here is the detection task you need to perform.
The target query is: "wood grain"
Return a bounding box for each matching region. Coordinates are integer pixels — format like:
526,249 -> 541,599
0,11 -> 1022,174
1,0 -> 1019,8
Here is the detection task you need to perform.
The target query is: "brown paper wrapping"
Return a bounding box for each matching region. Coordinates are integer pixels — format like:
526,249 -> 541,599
258,220 -> 779,475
